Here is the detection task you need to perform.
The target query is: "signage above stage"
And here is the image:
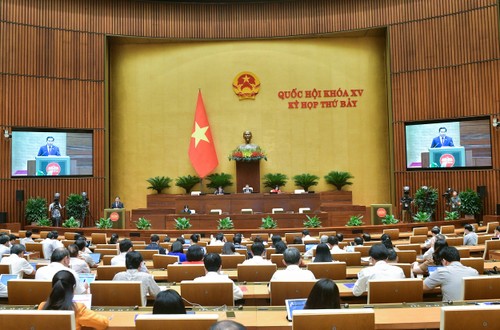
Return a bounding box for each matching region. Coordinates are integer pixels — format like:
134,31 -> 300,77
277,87 -> 364,110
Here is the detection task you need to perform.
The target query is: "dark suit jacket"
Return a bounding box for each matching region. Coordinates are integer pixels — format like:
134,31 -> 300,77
111,202 -> 124,209
430,136 -> 454,148
37,145 -> 61,156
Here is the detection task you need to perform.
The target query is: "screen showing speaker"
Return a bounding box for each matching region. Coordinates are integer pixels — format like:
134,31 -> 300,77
405,117 -> 492,170
11,129 -> 93,177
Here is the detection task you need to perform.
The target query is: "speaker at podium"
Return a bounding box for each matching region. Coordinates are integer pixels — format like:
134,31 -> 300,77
103,208 -> 126,229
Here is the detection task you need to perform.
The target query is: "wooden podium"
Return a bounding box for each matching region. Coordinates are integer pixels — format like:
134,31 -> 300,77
236,161 -> 261,193
103,208 -> 126,229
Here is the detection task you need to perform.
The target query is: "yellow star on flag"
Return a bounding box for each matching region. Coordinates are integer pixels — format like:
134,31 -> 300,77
191,122 -> 210,147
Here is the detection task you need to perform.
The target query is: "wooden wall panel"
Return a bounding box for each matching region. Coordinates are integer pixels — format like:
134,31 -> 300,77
391,61 -> 500,122
0,0 -> 499,224
0,75 -> 104,128
0,23 -> 104,80
390,6 -> 500,73
0,0 -> 495,38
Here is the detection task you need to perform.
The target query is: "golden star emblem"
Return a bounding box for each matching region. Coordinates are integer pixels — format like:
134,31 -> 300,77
191,122 -> 210,147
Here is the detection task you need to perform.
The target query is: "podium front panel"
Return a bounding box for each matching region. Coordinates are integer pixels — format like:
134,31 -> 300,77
104,208 -> 126,229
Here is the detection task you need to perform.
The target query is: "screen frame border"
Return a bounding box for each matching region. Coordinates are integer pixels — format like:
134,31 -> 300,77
404,116 -> 493,171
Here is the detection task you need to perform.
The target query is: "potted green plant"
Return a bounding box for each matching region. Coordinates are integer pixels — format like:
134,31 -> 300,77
135,217 -> 152,230
324,171 -> 354,191
205,173 -> 233,191
413,211 -> 431,222
381,214 -> 399,225
95,217 -> 113,229
146,176 -> 172,194
444,211 -> 460,221
458,189 -> 482,217
414,186 -> 439,216
293,173 -> 320,192
260,215 -> 278,229
175,175 -> 200,194
65,193 -> 85,221
174,217 -> 192,230
62,216 -> 80,228
35,217 -> 52,227
346,215 -> 364,226
303,215 -> 322,228
25,197 -> 47,225
262,173 -> 288,191
217,217 -> 234,230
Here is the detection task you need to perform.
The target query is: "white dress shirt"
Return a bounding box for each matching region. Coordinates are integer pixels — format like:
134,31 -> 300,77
193,271 -> 243,300
0,254 -> 35,278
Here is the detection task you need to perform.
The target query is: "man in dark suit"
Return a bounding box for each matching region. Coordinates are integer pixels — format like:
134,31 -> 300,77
430,127 -> 454,148
111,196 -> 124,209
37,136 -> 61,156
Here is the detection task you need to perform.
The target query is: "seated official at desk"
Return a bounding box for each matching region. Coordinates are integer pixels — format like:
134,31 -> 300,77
0,244 -> 36,278
39,270 -> 109,330
304,278 -> 341,309
423,246 -> 478,301
270,248 -> 316,282
145,234 -> 167,255
242,184 -> 253,193
352,244 -> 405,296
111,239 -> 148,272
214,186 -> 224,195
193,253 -> 243,301
153,289 -> 186,314
113,251 -> 162,307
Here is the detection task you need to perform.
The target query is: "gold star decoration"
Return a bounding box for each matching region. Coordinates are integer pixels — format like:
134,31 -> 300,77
191,122 -> 210,147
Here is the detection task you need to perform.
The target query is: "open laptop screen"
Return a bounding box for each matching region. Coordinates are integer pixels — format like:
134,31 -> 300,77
0,274 -> 18,286
285,298 -> 307,320
88,253 -> 101,264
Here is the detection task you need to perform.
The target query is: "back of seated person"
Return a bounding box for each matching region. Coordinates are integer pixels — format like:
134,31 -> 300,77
182,245 -> 205,264
153,289 -> 186,314
270,247 -> 315,282
193,253 -> 243,301
243,242 -> 271,265
352,244 -> 405,296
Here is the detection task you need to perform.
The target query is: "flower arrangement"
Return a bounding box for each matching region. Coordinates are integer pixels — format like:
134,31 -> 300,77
229,146 -> 267,161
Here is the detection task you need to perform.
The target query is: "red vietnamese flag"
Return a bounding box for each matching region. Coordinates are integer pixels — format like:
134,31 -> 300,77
188,91 -> 219,178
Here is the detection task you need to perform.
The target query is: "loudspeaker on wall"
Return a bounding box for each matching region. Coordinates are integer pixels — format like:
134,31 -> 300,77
16,190 -> 24,202
476,186 -> 487,199
0,212 -> 6,224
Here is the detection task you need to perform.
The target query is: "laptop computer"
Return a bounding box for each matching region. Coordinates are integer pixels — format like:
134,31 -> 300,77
427,265 -> 443,274
79,273 -> 96,284
88,253 -> 101,264
0,274 -> 18,286
285,298 -> 308,321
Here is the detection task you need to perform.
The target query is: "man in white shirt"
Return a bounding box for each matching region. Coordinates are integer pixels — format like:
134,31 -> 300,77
113,251 -> 161,306
328,236 -> 345,254
42,231 -> 63,260
210,233 -> 226,246
242,242 -> 271,265
193,253 -> 243,301
0,235 -> 11,261
352,244 -> 405,296
0,244 -> 35,278
35,247 -> 87,294
19,231 -> 35,247
270,248 -> 316,282
68,244 -> 90,274
111,239 -> 148,272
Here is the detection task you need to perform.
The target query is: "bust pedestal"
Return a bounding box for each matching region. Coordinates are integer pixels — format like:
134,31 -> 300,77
236,160 -> 260,193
